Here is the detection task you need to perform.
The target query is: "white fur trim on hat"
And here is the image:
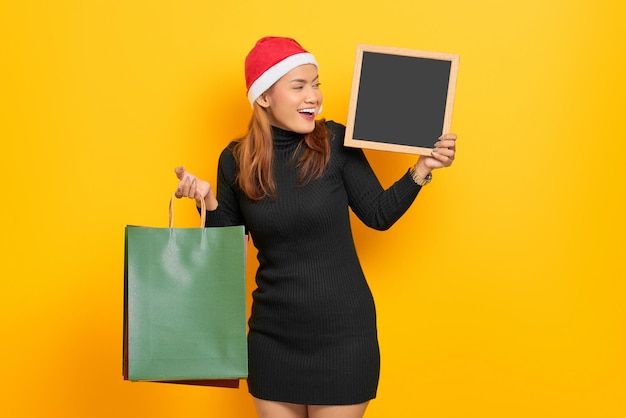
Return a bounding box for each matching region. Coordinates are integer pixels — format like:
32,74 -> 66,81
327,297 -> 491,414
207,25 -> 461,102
247,52 -> 318,106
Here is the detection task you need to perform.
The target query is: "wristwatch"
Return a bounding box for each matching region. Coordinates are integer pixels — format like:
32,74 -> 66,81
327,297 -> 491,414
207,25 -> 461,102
410,169 -> 432,186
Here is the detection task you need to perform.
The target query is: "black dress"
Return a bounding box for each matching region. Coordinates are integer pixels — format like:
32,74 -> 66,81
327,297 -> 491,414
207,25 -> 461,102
206,121 -> 421,405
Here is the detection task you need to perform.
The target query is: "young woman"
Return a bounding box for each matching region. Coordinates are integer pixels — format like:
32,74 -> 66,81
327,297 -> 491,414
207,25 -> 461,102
175,36 -> 457,418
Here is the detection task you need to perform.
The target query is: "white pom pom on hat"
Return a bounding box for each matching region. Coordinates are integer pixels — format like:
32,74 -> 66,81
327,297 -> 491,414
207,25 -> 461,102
245,36 -> 319,107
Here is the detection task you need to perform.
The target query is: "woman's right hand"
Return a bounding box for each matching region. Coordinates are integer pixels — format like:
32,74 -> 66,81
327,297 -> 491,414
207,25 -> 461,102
174,166 -> 212,204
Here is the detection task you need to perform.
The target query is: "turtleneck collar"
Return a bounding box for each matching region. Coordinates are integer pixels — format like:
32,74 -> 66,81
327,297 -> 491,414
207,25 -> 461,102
271,126 -> 303,150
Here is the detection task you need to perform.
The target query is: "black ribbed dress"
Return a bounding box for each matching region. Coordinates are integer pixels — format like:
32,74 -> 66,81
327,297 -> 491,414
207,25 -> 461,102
206,121 -> 422,405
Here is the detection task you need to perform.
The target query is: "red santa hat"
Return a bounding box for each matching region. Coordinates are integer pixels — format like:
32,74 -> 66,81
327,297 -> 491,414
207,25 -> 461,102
245,36 -> 318,106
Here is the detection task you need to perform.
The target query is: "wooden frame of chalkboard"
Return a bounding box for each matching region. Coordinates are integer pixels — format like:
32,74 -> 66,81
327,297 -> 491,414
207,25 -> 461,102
344,44 -> 459,155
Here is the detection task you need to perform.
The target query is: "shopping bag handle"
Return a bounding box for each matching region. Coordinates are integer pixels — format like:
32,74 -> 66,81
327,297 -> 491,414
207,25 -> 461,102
168,193 -> 206,228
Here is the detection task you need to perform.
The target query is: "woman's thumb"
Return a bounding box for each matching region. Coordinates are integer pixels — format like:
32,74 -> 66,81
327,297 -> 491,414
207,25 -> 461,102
174,166 -> 186,180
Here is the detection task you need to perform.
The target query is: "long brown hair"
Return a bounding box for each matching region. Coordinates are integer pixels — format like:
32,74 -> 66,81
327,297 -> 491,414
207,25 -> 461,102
233,103 -> 330,200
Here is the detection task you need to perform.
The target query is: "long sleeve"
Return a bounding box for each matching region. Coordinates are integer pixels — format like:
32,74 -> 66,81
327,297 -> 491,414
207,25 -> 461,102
328,121 -> 422,230
204,143 -> 245,228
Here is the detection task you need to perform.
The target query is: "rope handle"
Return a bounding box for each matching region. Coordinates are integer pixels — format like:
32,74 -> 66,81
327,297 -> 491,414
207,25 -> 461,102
168,193 -> 206,228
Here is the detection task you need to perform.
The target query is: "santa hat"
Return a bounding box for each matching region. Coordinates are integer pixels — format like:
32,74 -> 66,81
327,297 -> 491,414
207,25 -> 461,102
245,36 -> 318,106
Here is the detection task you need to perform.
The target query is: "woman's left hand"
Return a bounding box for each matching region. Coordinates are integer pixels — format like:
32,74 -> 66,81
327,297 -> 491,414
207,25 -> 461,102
420,133 -> 457,171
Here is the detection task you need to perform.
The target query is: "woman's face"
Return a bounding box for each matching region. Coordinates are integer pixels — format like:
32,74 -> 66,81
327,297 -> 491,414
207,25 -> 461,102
256,64 -> 323,134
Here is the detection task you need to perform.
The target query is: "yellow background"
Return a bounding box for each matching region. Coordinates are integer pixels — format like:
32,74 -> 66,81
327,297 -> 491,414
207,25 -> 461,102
2,0 -> 625,417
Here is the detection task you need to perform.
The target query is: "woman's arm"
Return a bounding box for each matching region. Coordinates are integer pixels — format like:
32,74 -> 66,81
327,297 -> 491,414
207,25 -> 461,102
340,130 -> 457,230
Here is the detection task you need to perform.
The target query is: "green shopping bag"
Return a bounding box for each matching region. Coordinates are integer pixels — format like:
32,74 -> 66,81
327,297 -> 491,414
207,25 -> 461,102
123,195 -> 247,387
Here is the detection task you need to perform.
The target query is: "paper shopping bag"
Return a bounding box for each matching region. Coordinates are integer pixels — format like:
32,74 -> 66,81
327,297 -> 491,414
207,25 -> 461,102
123,195 -> 247,387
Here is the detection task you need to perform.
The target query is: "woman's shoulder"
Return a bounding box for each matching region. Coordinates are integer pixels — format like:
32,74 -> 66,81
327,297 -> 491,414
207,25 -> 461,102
217,141 -> 240,174
324,120 -> 363,160
218,140 -> 238,158
324,120 -> 348,155
324,120 -> 346,141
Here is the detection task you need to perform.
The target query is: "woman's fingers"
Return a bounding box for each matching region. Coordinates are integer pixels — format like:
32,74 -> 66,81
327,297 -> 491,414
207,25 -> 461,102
174,166 -> 186,180
174,177 -> 187,198
175,175 -> 195,199
174,166 -> 201,199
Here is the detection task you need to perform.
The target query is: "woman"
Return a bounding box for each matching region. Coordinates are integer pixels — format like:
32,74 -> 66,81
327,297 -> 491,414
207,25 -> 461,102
175,36 -> 457,418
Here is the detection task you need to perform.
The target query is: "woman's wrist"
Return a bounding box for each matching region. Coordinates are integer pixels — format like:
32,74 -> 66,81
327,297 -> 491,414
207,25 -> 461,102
204,193 -> 218,211
410,159 -> 433,186
197,187 -> 218,211
412,159 -> 432,179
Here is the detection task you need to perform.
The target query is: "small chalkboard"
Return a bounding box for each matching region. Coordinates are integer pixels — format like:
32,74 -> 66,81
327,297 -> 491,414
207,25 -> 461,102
344,44 -> 459,155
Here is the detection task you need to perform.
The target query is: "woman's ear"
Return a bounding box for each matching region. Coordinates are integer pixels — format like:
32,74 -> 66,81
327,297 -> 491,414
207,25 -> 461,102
255,93 -> 270,109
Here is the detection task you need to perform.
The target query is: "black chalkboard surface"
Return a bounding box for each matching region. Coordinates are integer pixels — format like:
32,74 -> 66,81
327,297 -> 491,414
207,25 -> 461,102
345,45 -> 459,155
